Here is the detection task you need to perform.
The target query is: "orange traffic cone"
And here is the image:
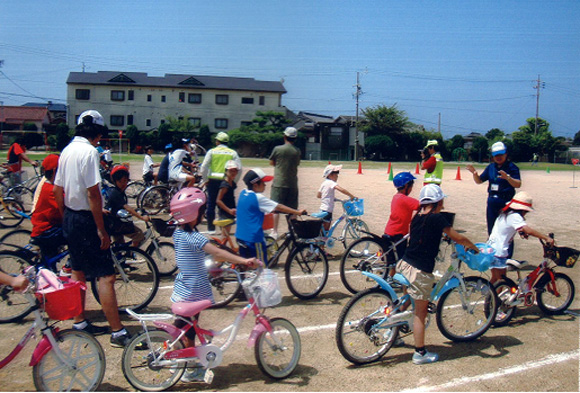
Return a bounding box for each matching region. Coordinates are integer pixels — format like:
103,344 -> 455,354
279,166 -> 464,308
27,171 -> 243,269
387,162 -> 392,174
455,166 -> 462,180
415,162 -> 420,174
357,161 -> 363,175
328,160 -> 331,164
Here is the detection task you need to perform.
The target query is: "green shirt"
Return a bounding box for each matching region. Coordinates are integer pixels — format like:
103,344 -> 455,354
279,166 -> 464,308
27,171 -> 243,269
269,143 -> 300,188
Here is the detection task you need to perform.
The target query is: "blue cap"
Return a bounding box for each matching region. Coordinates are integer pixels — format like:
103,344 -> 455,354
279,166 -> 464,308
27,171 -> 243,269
165,143 -> 173,150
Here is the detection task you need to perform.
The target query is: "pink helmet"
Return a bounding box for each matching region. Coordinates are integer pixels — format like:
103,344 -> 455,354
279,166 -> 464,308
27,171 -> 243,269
170,187 -> 207,224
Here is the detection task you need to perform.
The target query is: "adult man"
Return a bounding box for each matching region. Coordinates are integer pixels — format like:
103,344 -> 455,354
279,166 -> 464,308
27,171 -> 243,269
53,110 -> 132,347
200,132 -> 241,232
421,140 -> 443,186
6,137 -> 39,186
269,127 -> 301,237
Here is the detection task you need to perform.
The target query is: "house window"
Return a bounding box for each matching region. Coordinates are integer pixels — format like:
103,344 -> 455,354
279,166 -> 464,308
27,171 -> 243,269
188,93 -> 202,104
128,90 -> 134,100
161,95 -> 166,103
111,90 -> 125,101
110,115 -> 124,126
215,118 -> 228,129
241,97 -> 254,104
127,115 -> 134,125
259,96 -> 265,105
146,119 -> 151,127
215,94 -> 229,105
241,121 -> 252,127
189,117 -> 201,127
75,89 -> 90,100
179,92 -> 185,103
147,94 -> 152,102
160,119 -> 165,125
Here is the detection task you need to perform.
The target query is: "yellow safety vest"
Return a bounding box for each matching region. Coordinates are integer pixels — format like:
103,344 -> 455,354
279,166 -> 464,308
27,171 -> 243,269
424,153 -> 443,185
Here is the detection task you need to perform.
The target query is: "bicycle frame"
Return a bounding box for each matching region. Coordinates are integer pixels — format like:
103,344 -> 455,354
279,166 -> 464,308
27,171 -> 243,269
313,199 -> 364,248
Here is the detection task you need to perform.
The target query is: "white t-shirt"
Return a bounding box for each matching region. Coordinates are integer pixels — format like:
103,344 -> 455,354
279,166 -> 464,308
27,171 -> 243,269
168,149 -> 188,180
54,136 -> 101,211
143,154 -> 154,175
487,211 -> 526,257
318,179 -> 337,212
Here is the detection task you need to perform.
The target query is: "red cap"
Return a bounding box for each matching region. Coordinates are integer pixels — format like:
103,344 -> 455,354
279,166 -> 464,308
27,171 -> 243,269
42,154 -> 59,171
110,165 -> 130,177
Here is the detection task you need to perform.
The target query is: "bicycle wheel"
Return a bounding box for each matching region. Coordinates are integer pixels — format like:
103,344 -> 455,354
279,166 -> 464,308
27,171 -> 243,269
91,247 -> 159,312
209,265 -> 242,308
285,243 -> 329,300
0,228 -> 31,250
33,329 -> 106,392
0,250 -> 34,323
436,276 -> 498,342
536,272 -> 575,315
493,278 -> 517,327
255,317 -> 301,379
340,237 -> 390,294
341,218 -> 369,249
0,198 -> 26,228
122,329 -> 185,392
140,186 -> 171,216
6,186 -> 34,213
265,234 -> 279,267
335,287 -> 398,365
126,180 -> 146,200
146,241 -> 177,276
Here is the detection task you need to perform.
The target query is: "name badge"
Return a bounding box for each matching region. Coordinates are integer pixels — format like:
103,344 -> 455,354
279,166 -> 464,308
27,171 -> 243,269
490,184 -> 499,192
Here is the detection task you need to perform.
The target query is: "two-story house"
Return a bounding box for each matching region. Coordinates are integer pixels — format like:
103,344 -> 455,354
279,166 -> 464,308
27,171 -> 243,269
66,71 -> 287,133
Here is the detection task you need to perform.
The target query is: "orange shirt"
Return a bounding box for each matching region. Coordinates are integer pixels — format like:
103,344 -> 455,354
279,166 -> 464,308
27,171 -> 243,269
31,181 -> 63,237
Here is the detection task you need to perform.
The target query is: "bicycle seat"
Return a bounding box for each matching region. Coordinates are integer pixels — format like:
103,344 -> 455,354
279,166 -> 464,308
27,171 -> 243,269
506,259 -> 529,271
311,211 -> 329,219
213,218 -> 235,227
172,299 -> 213,317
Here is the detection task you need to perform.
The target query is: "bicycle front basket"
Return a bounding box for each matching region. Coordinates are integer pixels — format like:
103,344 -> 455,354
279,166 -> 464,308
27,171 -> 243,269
151,218 -> 177,237
456,243 -> 495,272
242,269 -> 282,308
344,199 -> 364,216
291,218 -> 323,239
36,281 -> 86,321
548,246 -> 579,268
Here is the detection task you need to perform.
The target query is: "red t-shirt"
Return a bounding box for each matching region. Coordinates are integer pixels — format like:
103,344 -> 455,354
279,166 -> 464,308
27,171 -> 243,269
7,143 -> 24,173
384,193 -> 420,236
421,156 -> 437,173
31,181 -> 63,237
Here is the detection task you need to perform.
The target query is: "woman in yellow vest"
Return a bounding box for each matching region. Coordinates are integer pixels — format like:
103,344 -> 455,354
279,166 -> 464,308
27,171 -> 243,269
421,140 -> 444,186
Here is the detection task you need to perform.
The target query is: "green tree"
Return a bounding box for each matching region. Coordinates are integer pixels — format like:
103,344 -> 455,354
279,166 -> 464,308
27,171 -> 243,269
227,111 -> 293,157
55,123 -> 72,151
197,125 -> 212,150
446,134 -> 465,153
364,135 -> 396,160
360,104 -> 411,160
125,125 -> 139,149
470,137 -> 489,162
485,128 -> 504,141
573,130 -> 580,145
511,118 -> 564,162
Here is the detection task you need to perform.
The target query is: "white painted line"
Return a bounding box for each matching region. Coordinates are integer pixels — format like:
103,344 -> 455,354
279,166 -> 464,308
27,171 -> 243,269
400,350 -> 580,392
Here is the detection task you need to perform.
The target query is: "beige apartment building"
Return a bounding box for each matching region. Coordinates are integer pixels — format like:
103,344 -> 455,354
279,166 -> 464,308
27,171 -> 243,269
66,71 -> 287,133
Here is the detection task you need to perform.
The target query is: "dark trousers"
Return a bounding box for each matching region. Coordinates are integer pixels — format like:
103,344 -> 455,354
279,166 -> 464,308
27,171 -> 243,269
205,179 -> 222,230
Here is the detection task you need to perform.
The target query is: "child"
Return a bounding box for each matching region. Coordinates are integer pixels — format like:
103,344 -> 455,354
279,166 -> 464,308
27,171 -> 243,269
142,145 -> 160,185
487,191 -> 553,284
105,165 -> 150,247
317,164 -> 356,231
0,271 -> 28,291
397,184 -> 479,365
170,187 -> 261,382
157,143 -> 173,184
215,160 -> 239,238
168,138 -> 197,187
235,168 -> 306,264
383,172 -> 420,275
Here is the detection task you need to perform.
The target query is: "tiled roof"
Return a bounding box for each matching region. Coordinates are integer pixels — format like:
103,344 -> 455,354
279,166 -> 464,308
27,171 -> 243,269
67,71 -> 287,93
22,102 -> 67,112
0,106 -> 49,124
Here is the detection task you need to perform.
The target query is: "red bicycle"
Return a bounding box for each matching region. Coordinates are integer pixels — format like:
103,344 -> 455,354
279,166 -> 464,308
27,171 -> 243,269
494,233 -> 578,326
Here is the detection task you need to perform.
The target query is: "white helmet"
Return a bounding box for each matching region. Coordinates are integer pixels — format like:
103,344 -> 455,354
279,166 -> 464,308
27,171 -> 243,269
419,184 -> 446,205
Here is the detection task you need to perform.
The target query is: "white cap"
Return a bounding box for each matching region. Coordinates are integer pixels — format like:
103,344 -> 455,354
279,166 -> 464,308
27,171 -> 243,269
225,160 -> 240,170
77,110 -> 105,126
216,132 -> 229,142
491,141 -> 507,156
323,164 -> 342,178
419,184 -> 447,205
283,127 -> 298,138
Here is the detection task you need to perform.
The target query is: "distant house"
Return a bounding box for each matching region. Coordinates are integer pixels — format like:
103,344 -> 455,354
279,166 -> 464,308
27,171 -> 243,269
463,132 -> 484,149
22,102 -> 67,132
0,106 -> 50,131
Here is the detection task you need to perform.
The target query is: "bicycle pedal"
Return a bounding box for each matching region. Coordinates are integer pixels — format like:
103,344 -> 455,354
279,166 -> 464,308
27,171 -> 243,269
427,302 -> 437,314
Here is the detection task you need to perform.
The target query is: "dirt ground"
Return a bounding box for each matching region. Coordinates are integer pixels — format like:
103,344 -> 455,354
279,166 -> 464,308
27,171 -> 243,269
0,163 -> 578,392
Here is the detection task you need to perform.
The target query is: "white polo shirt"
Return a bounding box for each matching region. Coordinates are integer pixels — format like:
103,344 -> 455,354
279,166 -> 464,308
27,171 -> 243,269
54,136 -> 101,211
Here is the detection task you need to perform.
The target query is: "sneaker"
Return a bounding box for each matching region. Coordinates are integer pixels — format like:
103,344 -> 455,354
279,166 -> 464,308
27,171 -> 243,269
412,350 -> 439,365
110,331 -> 133,348
181,367 -> 207,383
73,321 -> 109,336
60,266 -> 72,277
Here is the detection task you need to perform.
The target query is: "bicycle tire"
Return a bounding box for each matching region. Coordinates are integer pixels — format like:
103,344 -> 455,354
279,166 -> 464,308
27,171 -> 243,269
91,246 -> 159,312
335,287 -> 398,365
340,237 -> 390,294
492,278 -> 517,327
265,234 -> 279,267
33,329 -> 106,392
0,228 -> 32,250
146,241 -> 177,276
284,243 -> 329,300
255,317 -> 301,379
536,272 -> 575,315
266,233 -> 288,269
208,264 -> 242,308
140,186 -> 171,216
122,329 -> 185,392
126,180 -> 146,200
341,218 -> 369,249
6,186 -> 34,213
436,276 -> 498,342
0,250 -> 35,323
0,198 -> 26,228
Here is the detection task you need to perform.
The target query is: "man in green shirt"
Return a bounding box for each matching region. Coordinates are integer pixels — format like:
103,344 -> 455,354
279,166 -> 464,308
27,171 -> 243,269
269,127 -> 301,237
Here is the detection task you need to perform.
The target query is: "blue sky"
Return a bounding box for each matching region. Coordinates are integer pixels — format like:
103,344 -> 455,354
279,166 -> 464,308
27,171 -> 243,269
1,1 -> 579,138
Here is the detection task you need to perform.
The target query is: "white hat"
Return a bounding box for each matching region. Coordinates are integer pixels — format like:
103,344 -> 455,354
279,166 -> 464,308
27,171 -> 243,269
77,110 -> 105,126
491,141 -> 507,156
419,184 -> 447,205
283,127 -> 298,138
323,164 -> 342,178
503,191 -> 534,212
216,132 -> 229,142
225,160 -> 240,170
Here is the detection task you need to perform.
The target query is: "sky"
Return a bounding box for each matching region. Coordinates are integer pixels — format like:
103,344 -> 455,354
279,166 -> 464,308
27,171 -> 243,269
1,1 -> 579,139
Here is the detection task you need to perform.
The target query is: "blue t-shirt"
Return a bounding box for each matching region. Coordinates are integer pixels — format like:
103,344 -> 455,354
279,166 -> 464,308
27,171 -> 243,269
157,154 -> 170,183
235,189 -> 277,243
479,161 -> 520,202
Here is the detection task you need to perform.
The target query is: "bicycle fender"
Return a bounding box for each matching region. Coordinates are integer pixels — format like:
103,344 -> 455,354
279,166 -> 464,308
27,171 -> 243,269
393,273 -> 410,287
361,271 -> 399,300
29,329 -> 59,367
431,277 -> 460,302
153,321 -> 181,340
247,320 -> 271,348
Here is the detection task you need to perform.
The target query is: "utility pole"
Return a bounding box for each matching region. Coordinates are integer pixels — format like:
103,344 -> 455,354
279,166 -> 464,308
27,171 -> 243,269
438,112 -> 441,135
534,74 -> 545,136
354,71 -> 363,161
0,60 -> 4,137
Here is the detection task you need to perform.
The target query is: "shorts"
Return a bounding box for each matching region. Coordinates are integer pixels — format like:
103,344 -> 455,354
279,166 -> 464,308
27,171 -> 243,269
320,211 -> 333,223
170,172 -> 189,182
396,260 -> 435,301
143,171 -> 154,183
270,186 -> 298,209
490,256 -> 508,270
63,208 -> 116,280
237,239 -> 268,266
112,226 -> 145,246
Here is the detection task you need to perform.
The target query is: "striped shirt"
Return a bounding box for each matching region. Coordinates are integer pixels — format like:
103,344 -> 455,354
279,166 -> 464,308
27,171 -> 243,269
171,229 -> 213,303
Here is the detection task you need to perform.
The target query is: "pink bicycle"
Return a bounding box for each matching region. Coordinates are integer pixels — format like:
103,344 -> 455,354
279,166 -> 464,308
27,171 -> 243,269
0,267 -> 106,391
121,267 -> 301,391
